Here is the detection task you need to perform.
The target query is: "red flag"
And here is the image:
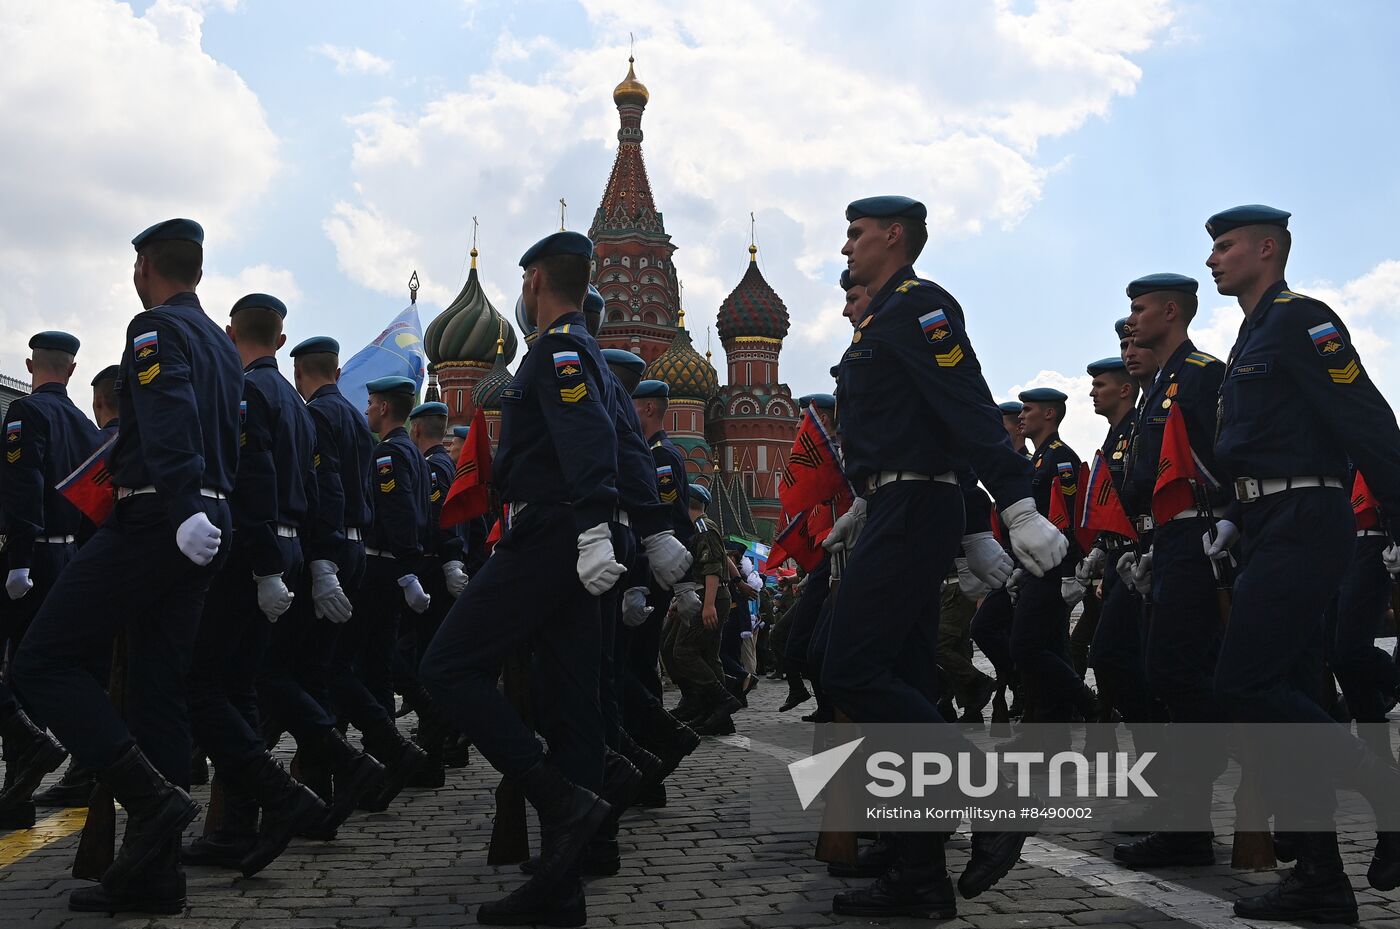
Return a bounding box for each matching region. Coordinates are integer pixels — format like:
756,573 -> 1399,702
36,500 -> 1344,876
990,506 -> 1006,546
484,517 -> 501,554
778,408 -> 849,517
1151,403 -> 1219,523
807,502 -> 837,547
1353,471 -> 1381,531
441,408 -> 492,527
1077,450 -> 1137,550
57,434 -> 117,526
1048,469 -> 1073,530
766,509 -> 824,573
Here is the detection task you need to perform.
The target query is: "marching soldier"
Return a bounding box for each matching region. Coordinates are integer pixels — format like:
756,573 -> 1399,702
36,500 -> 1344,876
184,293 -> 325,877
823,195 -> 1066,917
90,363 -> 121,437
420,231 -> 625,926
0,332 -> 103,824
329,375 -> 430,811
13,218 -> 242,914
1201,205 -> 1400,922
1111,274 -> 1229,869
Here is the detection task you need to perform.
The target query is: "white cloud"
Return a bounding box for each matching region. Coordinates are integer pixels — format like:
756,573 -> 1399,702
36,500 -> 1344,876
0,0 -> 278,375
199,264 -> 304,323
314,43 -> 393,76
322,0 -> 1175,395
998,369 -> 1102,463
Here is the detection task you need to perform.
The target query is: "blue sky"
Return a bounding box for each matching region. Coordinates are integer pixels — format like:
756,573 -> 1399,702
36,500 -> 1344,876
3,0 -> 1397,455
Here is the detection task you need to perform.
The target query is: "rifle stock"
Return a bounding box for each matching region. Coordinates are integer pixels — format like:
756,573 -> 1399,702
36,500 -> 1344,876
487,647 -> 532,865
72,630 -> 127,881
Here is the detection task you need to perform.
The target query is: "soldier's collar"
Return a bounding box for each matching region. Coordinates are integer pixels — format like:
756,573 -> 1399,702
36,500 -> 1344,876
1247,279 -> 1290,326
245,355 -> 278,372
865,264 -> 918,314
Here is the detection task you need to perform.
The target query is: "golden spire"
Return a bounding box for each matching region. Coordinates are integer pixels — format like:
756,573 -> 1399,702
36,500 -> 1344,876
613,50 -> 650,107
471,216 -> 479,269
678,280 -> 685,328
749,211 -> 758,262
495,319 -> 505,357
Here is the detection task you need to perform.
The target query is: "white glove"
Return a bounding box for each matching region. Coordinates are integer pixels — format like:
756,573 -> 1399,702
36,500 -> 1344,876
1131,549 -> 1154,596
1202,519 -> 1240,561
621,586 -> 653,627
398,574 -> 431,613
642,530 -> 693,589
577,524 -> 626,596
255,574 -> 295,622
1116,551 -> 1137,589
5,568 -> 32,600
1384,542 -> 1400,577
955,557 -> 991,602
1075,547 -> 1106,585
961,531 -> 1012,589
176,511 -> 222,566
443,560 -> 469,598
309,559 -> 352,624
671,581 -> 702,622
1060,576 -> 1087,606
1000,497 -> 1067,577
822,496 -> 868,554
1007,568 -> 1026,605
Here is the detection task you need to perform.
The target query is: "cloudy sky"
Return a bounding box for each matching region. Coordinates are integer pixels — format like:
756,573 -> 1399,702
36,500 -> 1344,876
4,0 -> 1398,456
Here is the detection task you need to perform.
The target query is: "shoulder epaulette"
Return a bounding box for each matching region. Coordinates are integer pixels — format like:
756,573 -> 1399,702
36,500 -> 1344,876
894,278 -> 922,294
1184,351 -> 1220,367
545,323 -> 574,335
1273,290 -> 1307,304
1048,440 -> 1064,450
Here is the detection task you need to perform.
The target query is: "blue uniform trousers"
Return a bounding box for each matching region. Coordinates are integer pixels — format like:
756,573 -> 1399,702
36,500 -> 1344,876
421,503 -> 603,791
290,542 -> 364,722
257,548 -> 344,743
822,480 -> 961,724
600,523 -> 634,748
13,496 -> 231,787
1089,569 -> 1157,722
1146,520 -> 1224,723
1010,567 -> 1077,722
189,536 -> 301,775
784,556 -> 832,674
970,587 -> 1014,682
0,540 -> 82,735
1331,535 -> 1398,723
330,554 -> 398,731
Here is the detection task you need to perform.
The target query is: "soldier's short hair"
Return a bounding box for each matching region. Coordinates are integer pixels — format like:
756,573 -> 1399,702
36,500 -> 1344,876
533,254 -> 590,306
140,239 -> 202,286
231,306 -> 283,346
876,216 -> 929,262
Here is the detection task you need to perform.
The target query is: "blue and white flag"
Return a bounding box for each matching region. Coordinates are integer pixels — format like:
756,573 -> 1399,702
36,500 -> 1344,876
338,303 -> 429,418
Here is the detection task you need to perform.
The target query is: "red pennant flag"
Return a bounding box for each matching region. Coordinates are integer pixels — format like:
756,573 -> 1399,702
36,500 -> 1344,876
778,407 -> 850,517
1353,471 -> 1381,531
441,407 -> 492,527
1151,403 -> 1219,523
767,508 -> 824,573
57,434 -> 117,527
484,517 -> 501,555
1077,450 -> 1137,550
807,502 -> 837,547
1048,470 -> 1073,530
990,506 -> 1006,546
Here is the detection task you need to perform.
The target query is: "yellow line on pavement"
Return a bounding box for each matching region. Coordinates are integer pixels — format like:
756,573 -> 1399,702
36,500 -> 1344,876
0,808 -> 88,870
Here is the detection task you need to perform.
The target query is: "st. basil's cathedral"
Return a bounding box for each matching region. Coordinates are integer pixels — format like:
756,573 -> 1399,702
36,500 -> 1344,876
423,57 -> 799,542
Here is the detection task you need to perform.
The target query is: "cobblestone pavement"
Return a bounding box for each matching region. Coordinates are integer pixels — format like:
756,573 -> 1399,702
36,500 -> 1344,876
3,661 -> 1399,928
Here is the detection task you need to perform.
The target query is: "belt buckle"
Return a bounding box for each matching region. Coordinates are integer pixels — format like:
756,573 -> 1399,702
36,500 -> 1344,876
1234,477 -> 1261,503
1134,515 -> 1153,533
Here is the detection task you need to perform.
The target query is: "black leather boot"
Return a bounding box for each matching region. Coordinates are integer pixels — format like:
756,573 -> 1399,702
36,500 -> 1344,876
304,727 -> 385,840
1113,831 -> 1215,868
692,683 -> 741,737
0,708 -> 67,811
404,687 -> 448,789
237,754 -> 326,877
181,776 -> 257,868
668,684 -> 703,723
520,819 -> 622,878
779,672 -> 812,713
518,758 -> 610,886
477,872 -> 587,927
617,732 -> 666,809
359,718 -> 427,812
99,745 -> 200,889
1234,832 -> 1357,923
958,781 -> 1038,899
70,835 -> 185,915
1369,831 -> 1400,891
33,760 -> 96,808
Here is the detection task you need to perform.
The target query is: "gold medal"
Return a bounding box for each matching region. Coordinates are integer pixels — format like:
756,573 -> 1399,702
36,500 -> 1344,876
1162,398 -> 1172,409
852,331 -> 862,343
1112,451 -> 1123,460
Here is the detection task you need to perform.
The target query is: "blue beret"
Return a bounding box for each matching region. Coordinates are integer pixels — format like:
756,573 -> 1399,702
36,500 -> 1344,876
519,230 -> 593,267
451,425 -> 469,438
1087,357 -> 1128,377
632,379 -> 669,400
410,401 -> 449,418
839,269 -> 852,290
1205,204 -> 1291,239
365,375 -> 416,397
290,336 -> 339,357
91,364 -> 119,386
998,401 -> 1023,416
230,293 -> 287,319
583,284 -> 605,316
846,196 -> 927,222
1114,317 -> 1130,339
1018,387 -> 1068,403
799,393 -> 836,411
688,483 -> 711,506
1126,273 -> 1198,300
602,348 -> 646,374
29,331 -> 80,355
131,218 -> 203,250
